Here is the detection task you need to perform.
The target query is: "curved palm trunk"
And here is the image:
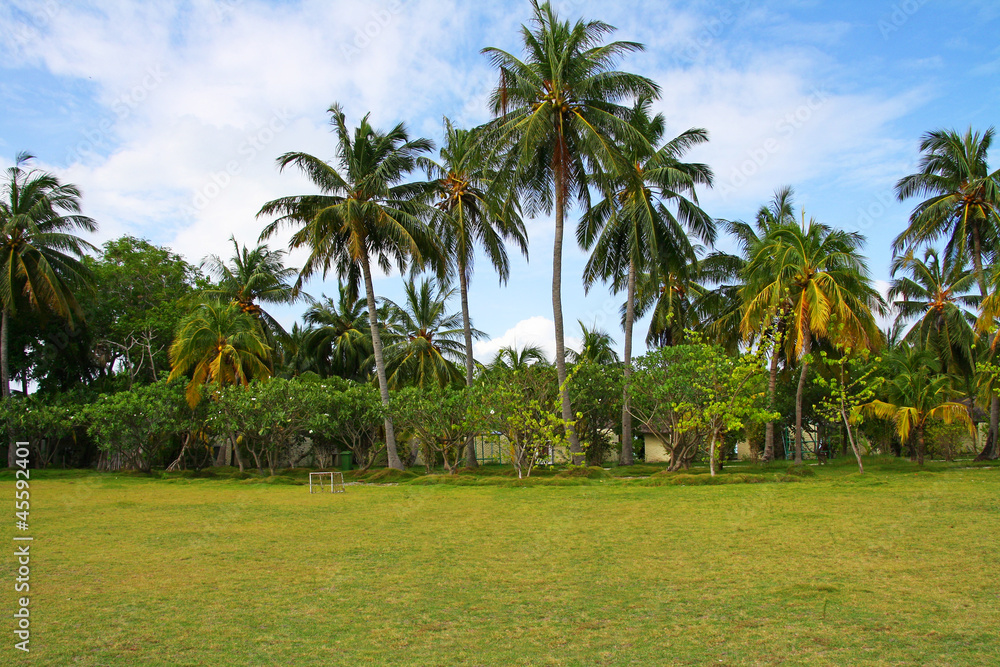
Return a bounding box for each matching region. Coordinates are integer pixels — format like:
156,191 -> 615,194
361,253 -> 403,470
552,147 -> 583,462
971,245 -> 1000,460
620,259 -> 636,466
793,328 -> 812,465
916,422 -> 926,466
458,265 -> 478,468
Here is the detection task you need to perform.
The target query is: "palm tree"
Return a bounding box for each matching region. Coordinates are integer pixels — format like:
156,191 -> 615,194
865,346 -> 971,465
727,187 -> 797,461
743,215 -> 885,463
258,104 -> 438,470
302,283 -> 373,382
200,236 -> 299,340
888,247 -> 979,375
568,320 -> 620,365
490,344 -> 549,371
0,152 -> 98,407
894,127 -> 1000,296
578,97 -> 714,465
381,278 -> 485,389
422,119 -> 528,384
168,300 -> 272,407
482,1 -> 659,460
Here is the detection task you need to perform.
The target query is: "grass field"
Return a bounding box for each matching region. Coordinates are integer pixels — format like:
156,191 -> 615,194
2,459 -> 999,666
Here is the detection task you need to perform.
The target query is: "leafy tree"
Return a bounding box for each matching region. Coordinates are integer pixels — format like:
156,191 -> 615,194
392,385 -> 476,474
83,236 -> 205,386
566,359 -> 623,465
258,103 -> 438,470
482,1 -> 659,460
86,380 -> 192,472
864,346 -> 972,465
212,378 -> 322,475
0,392 -> 79,467
473,365 -> 565,478
579,96 -> 714,465
307,382 -> 385,471
813,347 -> 885,473
168,300 -> 272,407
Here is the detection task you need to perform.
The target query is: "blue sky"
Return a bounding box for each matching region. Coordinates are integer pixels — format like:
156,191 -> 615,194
1,0 -> 998,360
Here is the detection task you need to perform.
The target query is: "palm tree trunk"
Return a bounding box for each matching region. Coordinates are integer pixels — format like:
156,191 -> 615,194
361,252 -> 403,470
970,230 -> 999,460
458,265 -> 478,468
1,309 -> 9,400
551,147 -> 583,462
794,329 -> 812,465
763,328 -> 781,462
916,423 -> 926,466
620,259 -> 636,466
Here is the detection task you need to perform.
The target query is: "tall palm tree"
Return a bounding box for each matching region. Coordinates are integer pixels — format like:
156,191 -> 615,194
728,187 -> 798,461
302,283 -> 373,381
865,346 -> 971,465
743,216 -> 885,463
888,247 -> 979,375
578,97 -> 714,466
568,320 -> 620,365
894,127 -> 1000,295
381,278 -> 485,389
258,104 -> 438,470
0,152 -> 97,407
490,344 -> 549,371
168,300 -> 272,407
482,1 -> 659,460
200,236 -> 299,340
422,119 -> 528,385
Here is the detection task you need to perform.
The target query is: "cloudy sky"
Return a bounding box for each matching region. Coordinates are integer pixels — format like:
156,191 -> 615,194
2,0 -> 998,361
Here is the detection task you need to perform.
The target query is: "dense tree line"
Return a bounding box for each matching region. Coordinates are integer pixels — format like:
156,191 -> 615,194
2,2 -> 998,473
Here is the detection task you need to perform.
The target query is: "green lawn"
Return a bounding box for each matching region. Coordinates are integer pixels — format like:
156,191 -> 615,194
2,460 -> 999,666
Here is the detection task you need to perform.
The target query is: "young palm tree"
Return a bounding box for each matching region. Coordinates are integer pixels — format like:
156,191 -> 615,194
168,300 -> 272,407
381,278 -> 485,389
302,283 -> 373,382
888,247 -> 979,375
743,215 -> 885,463
568,321 -> 620,365
578,97 -> 714,465
0,152 -> 97,403
490,344 -> 549,371
200,236 -> 299,340
727,187 -> 797,461
865,346 -> 972,465
894,127 -> 1000,295
482,1 -> 659,460
258,104 -> 437,470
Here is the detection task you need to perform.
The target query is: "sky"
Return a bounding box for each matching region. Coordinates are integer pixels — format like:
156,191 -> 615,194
1,0 -> 998,362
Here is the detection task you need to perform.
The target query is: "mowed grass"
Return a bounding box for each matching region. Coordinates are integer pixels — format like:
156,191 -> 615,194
2,460 -> 999,666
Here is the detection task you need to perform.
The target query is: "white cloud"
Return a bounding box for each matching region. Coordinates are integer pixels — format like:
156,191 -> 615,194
473,316 -> 582,365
